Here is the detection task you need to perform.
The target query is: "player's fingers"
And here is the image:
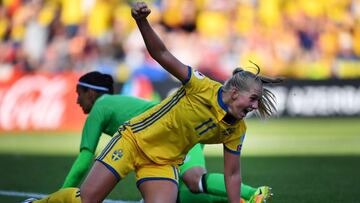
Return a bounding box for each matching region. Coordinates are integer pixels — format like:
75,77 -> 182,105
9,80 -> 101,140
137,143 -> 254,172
141,8 -> 151,14
137,2 -> 150,13
131,2 -> 150,17
133,2 -> 144,12
138,2 -> 147,9
134,2 -> 146,12
131,8 -> 138,16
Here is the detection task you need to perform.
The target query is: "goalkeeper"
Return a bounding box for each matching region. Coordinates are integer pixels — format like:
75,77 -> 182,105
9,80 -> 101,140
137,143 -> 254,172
28,71 -> 271,203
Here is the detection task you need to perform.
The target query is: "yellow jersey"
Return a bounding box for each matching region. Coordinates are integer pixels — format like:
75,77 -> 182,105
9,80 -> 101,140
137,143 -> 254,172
121,67 -> 246,165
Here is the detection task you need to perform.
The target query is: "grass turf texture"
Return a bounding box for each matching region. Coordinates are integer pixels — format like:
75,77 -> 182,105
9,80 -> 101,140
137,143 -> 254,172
0,155 -> 359,203
0,118 -> 359,202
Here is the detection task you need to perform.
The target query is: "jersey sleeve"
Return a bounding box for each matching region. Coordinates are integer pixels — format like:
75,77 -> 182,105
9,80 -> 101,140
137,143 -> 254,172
183,66 -> 220,95
80,104 -> 110,153
223,133 -> 246,155
223,122 -> 247,155
62,149 -> 93,188
63,102 -> 110,187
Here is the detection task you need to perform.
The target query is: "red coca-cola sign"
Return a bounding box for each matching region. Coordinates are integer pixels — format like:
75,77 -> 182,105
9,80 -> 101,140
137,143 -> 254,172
0,70 -> 86,132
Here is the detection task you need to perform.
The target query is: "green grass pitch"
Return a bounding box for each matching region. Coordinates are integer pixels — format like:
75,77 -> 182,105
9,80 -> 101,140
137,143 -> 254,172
0,118 -> 359,203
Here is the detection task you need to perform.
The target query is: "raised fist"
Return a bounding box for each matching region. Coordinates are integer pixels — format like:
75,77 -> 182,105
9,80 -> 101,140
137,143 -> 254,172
131,2 -> 151,20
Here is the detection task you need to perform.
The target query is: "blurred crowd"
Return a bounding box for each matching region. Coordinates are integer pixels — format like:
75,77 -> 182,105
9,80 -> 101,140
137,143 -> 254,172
0,0 -> 360,82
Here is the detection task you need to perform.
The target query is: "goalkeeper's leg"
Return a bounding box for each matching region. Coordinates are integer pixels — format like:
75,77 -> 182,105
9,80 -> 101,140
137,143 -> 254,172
178,180 -> 227,203
178,181 -> 248,203
183,171 -> 259,199
33,188 -> 81,203
201,173 -> 258,200
180,144 -> 259,200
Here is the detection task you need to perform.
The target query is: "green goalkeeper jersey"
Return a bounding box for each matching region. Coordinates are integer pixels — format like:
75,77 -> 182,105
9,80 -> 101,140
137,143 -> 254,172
62,95 -> 157,188
79,95 -> 157,153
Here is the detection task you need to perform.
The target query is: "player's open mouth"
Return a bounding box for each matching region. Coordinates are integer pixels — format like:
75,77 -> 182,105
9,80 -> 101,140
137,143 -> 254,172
239,109 -> 248,118
243,108 -> 252,116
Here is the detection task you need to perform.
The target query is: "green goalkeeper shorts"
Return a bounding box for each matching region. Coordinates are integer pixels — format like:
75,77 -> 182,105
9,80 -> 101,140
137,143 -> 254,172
179,143 -> 206,177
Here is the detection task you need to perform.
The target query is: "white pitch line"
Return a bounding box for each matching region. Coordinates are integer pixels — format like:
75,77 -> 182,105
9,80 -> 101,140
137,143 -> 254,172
0,190 -> 140,203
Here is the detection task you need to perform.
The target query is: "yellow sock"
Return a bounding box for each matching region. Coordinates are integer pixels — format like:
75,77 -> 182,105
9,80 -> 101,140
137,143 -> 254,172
34,188 -> 81,203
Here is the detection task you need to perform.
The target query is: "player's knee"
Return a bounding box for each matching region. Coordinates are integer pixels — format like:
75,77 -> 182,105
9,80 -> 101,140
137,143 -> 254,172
184,179 -> 201,193
182,168 -> 207,193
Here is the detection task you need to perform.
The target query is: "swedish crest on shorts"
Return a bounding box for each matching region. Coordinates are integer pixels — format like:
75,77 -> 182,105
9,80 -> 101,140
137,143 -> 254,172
112,149 -> 123,161
237,144 -> 242,151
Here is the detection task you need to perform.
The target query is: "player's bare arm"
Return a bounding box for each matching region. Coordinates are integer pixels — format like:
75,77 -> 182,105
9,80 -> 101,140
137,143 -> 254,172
224,149 -> 241,203
131,2 -> 188,83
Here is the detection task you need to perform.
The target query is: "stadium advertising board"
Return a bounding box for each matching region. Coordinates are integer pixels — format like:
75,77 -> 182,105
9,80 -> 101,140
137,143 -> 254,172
152,77 -> 360,117
1,71 -> 359,133
0,71 -> 86,132
269,79 -> 360,117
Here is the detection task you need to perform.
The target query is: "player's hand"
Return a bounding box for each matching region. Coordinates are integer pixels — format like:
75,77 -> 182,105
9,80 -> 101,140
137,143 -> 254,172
131,2 -> 151,20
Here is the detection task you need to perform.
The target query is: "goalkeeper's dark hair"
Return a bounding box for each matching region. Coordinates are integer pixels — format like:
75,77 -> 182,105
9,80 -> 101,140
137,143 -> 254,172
77,71 -> 114,95
222,62 -> 284,119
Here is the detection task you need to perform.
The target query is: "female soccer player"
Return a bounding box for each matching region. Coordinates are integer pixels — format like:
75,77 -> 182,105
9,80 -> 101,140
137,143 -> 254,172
26,71 -> 271,203
71,70 -> 271,203
62,71 -> 158,188
28,1 -> 282,203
